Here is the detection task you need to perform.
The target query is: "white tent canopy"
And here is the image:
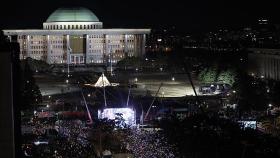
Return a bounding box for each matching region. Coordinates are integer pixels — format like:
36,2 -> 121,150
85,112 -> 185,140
94,73 -> 111,87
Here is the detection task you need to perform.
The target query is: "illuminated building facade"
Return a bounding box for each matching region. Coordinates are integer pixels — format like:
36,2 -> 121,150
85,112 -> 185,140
3,7 -> 150,64
248,48 -> 280,80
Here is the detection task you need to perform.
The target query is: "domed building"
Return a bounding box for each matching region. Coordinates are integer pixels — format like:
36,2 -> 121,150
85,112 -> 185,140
3,7 -> 150,64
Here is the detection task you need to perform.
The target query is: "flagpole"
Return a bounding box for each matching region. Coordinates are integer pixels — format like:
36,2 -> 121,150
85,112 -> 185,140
102,73 -> 107,107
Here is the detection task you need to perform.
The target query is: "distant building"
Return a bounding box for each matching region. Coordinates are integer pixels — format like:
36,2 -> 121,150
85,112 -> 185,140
248,48 -> 280,80
258,18 -> 269,25
3,7 -> 150,65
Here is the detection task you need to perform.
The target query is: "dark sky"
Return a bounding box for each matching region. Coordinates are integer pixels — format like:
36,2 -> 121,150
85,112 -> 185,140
1,0 -> 279,34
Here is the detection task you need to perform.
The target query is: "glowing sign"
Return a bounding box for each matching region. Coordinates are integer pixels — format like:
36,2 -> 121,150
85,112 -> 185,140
98,108 -> 136,127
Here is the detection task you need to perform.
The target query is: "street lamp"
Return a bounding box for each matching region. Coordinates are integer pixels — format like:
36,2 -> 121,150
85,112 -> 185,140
267,104 -> 273,115
172,77 -> 175,81
66,79 -> 69,84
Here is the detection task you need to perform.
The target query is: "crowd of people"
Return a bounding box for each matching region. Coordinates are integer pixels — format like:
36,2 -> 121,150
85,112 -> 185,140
123,129 -> 176,158
22,117 -> 97,158
23,112 -> 178,158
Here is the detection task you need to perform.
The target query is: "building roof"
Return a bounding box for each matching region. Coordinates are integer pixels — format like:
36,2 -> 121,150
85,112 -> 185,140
46,7 -> 99,22
3,29 -> 151,36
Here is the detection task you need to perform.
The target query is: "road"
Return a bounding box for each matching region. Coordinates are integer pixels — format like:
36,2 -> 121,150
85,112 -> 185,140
35,72 -> 201,98
35,74 -> 80,96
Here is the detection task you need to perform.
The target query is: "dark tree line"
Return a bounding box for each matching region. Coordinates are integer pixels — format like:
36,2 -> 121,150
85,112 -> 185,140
159,114 -> 280,158
20,58 -> 42,110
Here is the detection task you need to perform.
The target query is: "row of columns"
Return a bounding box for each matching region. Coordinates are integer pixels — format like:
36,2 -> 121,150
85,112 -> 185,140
23,33 -> 147,64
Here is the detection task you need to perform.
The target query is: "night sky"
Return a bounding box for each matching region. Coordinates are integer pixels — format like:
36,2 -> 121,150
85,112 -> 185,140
0,0 -> 279,34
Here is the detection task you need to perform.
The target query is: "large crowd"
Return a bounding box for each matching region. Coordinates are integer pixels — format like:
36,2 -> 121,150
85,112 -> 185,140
22,113 -> 179,158
123,129 -> 176,158
23,118 -> 97,158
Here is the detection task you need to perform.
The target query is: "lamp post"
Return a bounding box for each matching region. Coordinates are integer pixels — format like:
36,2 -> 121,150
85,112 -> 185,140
67,36 -> 72,78
267,104 -> 273,115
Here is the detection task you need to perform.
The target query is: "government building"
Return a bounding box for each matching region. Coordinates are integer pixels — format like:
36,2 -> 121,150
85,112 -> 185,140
3,7 -> 150,65
248,48 -> 280,80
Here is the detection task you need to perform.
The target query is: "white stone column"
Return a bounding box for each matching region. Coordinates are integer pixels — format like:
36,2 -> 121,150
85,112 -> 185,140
47,35 -> 51,64
66,35 -> 70,64
104,34 -> 108,63
133,35 -> 138,57
86,34 -> 89,64
26,35 -> 31,58
142,34 -> 146,57
124,34 -> 128,57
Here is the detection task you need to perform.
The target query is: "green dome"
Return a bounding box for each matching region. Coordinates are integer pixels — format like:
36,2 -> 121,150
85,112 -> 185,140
46,7 -> 99,22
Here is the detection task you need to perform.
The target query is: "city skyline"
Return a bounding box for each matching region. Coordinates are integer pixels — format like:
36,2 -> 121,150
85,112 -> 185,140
1,0 -> 279,34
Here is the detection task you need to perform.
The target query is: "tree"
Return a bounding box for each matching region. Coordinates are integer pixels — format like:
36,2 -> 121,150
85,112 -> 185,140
217,69 -> 237,86
20,59 -> 42,110
271,81 -> 280,106
234,75 -> 268,111
25,57 -> 50,72
198,67 -> 218,83
117,57 -> 143,69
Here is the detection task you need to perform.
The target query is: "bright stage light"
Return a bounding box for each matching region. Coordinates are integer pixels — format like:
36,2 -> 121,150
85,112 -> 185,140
238,121 -> 257,129
98,108 -> 136,127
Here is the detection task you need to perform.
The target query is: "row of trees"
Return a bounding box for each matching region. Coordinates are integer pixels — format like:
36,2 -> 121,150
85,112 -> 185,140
234,75 -> 280,111
23,57 -> 50,72
117,57 -> 143,68
116,56 -> 168,70
198,67 -> 237,86
197,65 -> 280,111
20,58 -> 42,110
159,114 -> 280,158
